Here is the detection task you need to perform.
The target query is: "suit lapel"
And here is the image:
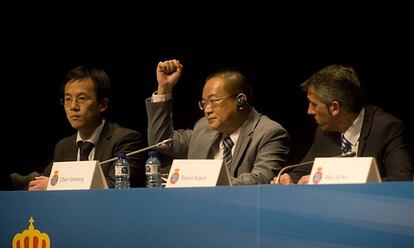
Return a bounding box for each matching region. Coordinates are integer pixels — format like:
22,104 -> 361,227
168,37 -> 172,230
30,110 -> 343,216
66,136 -> 79,161
205,132 -> 222,159
357,107 -> 376,156
93,122 -> 112,162
230,110 -> 259,175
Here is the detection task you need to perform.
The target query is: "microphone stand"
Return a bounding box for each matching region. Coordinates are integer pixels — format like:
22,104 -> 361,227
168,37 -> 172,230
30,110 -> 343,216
99,139 -> 172,165
273,161 -> 314,184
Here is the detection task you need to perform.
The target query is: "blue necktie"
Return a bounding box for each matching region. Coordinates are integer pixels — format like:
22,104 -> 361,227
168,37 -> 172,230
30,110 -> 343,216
223,136 -> 234,169
341,136 -> 352,155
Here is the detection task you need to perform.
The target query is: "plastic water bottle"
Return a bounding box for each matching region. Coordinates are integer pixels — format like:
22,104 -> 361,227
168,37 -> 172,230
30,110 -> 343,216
114,153 -> 130,189
145,151 -> 161,188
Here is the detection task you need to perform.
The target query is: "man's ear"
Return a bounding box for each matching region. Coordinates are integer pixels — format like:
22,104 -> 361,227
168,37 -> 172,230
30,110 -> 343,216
99,98 -> 109,112
329,100 -> 340,116
236,94 -> 247,111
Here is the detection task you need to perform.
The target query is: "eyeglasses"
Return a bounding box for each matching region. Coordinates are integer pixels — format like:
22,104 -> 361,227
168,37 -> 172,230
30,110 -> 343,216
198,94 -> 237,110
60,95 -> 93,107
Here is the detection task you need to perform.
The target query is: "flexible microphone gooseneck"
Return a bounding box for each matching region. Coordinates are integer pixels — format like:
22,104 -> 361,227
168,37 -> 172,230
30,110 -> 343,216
273,151 -> 356,184
99,138 -> 173,165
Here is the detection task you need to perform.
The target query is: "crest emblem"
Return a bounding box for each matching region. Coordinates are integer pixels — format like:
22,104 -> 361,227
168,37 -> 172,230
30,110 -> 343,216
312,167 -> 323,184
170,168 -> 180,184
50,170 -> 59,186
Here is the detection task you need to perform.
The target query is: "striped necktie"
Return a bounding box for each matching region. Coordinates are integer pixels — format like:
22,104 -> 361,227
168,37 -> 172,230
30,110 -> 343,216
341,136 -> 352,155
223,136 -> 234,169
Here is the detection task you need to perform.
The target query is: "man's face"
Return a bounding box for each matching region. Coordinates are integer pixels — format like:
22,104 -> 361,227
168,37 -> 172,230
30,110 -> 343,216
201,77 -> 239,134
63,79 -> 107,137
306,85 -> 334,131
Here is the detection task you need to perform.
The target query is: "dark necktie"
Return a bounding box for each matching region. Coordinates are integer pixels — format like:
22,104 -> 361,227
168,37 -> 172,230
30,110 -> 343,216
77,141 -> 94,161
341,136 -> 352,155
223,136 -> 234,169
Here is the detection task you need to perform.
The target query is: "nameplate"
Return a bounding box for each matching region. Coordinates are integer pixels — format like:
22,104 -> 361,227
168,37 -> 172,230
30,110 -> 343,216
47,161 -> 108,190
166,159 -> 232,188
308,157 -> 382,184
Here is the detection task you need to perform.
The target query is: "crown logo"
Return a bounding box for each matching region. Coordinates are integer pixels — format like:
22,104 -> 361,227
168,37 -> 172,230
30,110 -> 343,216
12,217 -> 51,248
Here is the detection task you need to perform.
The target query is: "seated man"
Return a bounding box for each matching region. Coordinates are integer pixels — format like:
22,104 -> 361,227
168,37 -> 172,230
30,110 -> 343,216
272,64 -> 414,184
27,65 -> 146,190
146,59 -> 290,185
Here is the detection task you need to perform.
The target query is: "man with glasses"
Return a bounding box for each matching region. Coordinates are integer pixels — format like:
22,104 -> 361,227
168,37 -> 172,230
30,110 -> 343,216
146,59 -> 290,185
26,65 -> 146,190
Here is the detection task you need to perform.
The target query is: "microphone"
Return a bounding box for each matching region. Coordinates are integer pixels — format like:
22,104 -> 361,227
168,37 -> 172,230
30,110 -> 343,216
99,138 -> 173,165
273,151 -> 356,184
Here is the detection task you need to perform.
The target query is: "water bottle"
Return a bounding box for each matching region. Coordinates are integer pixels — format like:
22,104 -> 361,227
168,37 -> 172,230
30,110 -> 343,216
145,151 -> 161,188
114,153 -> 130,189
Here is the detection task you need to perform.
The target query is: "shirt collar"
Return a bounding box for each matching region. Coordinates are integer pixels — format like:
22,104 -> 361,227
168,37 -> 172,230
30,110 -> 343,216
343,108 -> 364,146
76,119 -> 105,145
222,128 -> 240,148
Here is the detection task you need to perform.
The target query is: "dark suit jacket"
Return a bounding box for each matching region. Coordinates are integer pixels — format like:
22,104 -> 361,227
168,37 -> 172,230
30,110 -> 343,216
290,106 -> 414,182
146,98 -> 290,185
42,121 -> 146,188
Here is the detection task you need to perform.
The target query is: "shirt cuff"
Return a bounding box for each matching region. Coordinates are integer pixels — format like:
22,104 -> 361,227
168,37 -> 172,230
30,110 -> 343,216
151,91 -> 172,103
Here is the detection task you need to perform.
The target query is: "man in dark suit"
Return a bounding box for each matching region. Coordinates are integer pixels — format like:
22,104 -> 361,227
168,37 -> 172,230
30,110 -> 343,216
28,66 -> 146,190
146,59 -> 290,185
272,65 -> 414,184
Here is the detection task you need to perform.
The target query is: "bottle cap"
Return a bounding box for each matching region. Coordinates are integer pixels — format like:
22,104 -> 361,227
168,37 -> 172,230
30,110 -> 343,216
148,151 -> 157,157
118,153 -> 126,159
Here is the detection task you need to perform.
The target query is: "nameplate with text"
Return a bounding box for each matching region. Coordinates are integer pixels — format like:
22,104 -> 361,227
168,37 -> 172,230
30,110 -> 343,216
166,159 -> 232,188
47,161 -> 108,190
308,157 -> 381,184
